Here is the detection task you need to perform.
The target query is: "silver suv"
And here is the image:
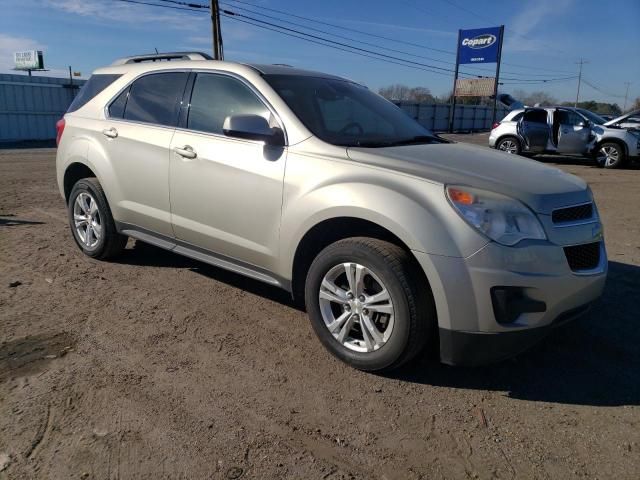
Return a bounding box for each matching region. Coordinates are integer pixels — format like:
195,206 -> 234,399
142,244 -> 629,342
489,106 -> 640,168
56,52 -> 607,371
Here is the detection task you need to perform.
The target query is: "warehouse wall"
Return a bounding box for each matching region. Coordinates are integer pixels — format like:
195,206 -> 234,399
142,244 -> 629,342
0,74 -> 85,142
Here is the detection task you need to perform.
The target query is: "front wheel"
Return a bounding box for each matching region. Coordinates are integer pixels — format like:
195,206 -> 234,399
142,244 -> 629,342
497,137 -> 522,155
304,238 -> 435,372
594,142 -> 626,169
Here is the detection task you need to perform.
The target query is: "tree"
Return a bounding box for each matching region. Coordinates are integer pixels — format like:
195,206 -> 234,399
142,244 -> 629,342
631,97 -> 640,111
378,84 -> 435,103
511,89 -> 557,107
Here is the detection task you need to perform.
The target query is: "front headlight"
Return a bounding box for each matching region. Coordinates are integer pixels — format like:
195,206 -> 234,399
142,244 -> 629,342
446,186 -> 546,246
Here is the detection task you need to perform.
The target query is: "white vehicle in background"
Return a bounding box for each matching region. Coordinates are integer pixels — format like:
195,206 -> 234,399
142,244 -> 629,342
489,106 -> 640,169
604,109 -> 640,132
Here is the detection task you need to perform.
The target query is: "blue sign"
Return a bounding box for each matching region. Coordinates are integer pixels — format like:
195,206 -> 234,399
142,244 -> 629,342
458,26 -> 502,64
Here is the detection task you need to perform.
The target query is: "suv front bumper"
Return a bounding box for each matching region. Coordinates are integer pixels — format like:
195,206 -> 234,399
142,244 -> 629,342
413,241 -> 607,366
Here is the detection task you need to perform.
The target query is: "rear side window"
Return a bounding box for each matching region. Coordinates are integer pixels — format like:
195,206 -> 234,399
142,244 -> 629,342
187,73 -> 271,135
108,88 -> 129,118
509,112 -> 523,122
123,72 -> 189,127
67,74 -> 122,113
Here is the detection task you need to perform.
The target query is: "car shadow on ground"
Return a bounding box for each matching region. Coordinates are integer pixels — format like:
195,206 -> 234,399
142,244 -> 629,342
116,241 -> 639,407
393,260 -> 640,407
115,240 -> 299,308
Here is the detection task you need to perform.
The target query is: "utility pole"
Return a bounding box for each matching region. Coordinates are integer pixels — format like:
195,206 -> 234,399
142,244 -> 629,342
210,0 -> 224,60
574,58 -> 589,107
623,82 -> 631,111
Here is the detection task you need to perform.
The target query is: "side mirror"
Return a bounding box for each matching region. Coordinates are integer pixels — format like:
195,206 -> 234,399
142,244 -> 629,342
222,114 -> 284,146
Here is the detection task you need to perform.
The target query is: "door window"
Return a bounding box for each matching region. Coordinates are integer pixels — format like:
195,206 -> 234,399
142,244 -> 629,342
557,110 -> 584,126
122,72 -> 189,127
187,74 -> 272,135
523,109 -> 548,124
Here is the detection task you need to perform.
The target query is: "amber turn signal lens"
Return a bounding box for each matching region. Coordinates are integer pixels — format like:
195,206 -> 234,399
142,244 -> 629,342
448,188 -> 474,205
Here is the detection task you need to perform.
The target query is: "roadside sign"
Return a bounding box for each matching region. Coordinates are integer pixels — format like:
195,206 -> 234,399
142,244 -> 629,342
455,77 -> 496,97
14,50 -> 44,70
449,25 -> 504,131
458,27 -> 503,64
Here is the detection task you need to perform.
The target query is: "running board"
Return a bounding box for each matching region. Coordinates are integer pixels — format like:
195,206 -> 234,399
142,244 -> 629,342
118,223 -> 289,290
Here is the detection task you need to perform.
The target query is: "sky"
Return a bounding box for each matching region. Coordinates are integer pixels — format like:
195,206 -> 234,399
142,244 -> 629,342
1,0 -> 639,107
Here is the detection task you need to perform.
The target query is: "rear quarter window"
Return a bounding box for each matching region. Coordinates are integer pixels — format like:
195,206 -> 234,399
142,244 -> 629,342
67,74 -> 122,113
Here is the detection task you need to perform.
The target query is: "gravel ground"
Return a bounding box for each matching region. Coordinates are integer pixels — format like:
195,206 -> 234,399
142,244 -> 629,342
1,138 -> 639,479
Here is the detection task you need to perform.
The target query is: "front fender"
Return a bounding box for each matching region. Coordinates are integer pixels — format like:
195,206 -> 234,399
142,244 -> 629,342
277,154 -> 489,279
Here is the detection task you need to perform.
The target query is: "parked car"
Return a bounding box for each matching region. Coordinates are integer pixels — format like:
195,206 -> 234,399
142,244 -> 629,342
604,109 -> 640,131
490,106 -> 640,168
56,52 -> 607,371
598,114 -> 615,122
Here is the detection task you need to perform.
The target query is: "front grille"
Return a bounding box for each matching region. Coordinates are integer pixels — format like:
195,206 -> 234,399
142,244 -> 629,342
552,203 -> 593,224
564,242 -> 601,271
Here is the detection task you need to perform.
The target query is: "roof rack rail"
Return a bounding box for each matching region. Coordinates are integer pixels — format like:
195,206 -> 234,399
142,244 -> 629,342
111,52 -> 214,66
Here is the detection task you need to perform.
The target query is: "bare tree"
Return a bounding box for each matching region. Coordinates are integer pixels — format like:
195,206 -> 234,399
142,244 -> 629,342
511,89 -> 558,106
378,84 -> 435,103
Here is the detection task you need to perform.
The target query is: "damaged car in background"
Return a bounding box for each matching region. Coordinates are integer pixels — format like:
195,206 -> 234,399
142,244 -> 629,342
491,95 -> 640,168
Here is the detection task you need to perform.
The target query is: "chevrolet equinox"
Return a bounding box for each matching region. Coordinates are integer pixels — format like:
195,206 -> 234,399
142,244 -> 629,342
55,52 -> 607,371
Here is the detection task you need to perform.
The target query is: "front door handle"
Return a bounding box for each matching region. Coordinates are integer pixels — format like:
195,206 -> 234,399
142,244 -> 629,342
102,127 -> 118,139
174,145 -> 197,159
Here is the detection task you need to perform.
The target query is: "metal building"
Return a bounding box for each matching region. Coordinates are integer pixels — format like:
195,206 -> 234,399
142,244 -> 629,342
0,74 -> 84,143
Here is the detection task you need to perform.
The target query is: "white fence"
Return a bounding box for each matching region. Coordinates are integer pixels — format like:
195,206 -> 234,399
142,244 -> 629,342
395,102 -> 510,132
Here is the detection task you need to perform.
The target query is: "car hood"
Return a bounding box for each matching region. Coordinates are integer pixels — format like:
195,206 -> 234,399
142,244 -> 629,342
603,109 -> 640,127
346,142 -> 590,214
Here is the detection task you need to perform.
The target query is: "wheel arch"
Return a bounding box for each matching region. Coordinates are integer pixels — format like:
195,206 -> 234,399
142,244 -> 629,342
495,134 -> 522,149
63,162 -> 97,202
290,216 -> 428,306
595,137 -> 628,159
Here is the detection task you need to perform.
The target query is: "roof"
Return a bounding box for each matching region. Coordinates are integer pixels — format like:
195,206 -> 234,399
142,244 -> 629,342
246,63 -> 346,80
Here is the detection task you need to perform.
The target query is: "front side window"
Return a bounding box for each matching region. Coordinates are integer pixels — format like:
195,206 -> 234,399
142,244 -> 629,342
557,110 -> 584,126
264,74 -> 441,147
123,72 -> 189,127
187,73 -> 271,135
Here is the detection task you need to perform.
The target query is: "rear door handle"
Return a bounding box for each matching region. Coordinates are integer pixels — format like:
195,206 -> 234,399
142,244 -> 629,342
174,145 -> 197,159
102,127 -> 118,138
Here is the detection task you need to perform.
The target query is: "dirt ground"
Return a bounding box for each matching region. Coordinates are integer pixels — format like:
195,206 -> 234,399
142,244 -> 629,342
1,135 -> 639,479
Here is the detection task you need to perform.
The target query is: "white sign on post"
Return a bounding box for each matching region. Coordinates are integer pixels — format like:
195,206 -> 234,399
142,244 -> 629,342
14,50 -> 44,70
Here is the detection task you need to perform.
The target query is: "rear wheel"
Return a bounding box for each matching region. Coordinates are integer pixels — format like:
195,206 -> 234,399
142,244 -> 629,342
497,137 -> 522,155
68,178 -> 127,259
595,142 -> 626,169
304,237 -> 435,372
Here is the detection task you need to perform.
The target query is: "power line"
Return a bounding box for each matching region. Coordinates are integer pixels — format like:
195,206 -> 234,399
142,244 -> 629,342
224,0 -> 455,55
114,0 -> 205,12
112,0 -> 578,84
221,14 -> 457,77
218,1 -> 569,79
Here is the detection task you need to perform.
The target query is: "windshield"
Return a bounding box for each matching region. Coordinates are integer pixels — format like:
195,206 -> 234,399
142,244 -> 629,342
576,109 -> 606,125
264,74 -> 442,147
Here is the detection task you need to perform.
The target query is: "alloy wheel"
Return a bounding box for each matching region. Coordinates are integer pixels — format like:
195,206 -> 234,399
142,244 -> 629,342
498,140 -> 518,154
597,145 -> 619,167
318,262 -> 395,353
73,192 -> 102,249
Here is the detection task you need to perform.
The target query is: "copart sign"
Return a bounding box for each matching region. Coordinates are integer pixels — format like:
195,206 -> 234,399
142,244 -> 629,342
458,27 -> 502,64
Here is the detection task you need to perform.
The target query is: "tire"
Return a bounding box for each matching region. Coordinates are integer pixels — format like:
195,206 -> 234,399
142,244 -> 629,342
594,142 -> 626,169
68,178 -> 127,260
496,136 -> 522,155
304,237 -> 435,372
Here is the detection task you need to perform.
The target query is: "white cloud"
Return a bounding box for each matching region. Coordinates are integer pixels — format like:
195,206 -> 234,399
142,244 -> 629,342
43,0 -> 210,31
504,0 -> 574,52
